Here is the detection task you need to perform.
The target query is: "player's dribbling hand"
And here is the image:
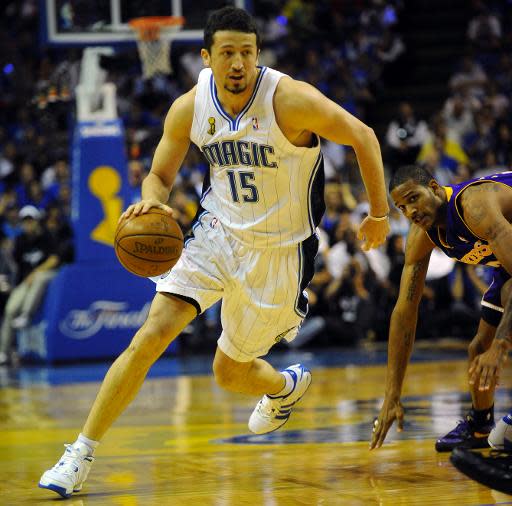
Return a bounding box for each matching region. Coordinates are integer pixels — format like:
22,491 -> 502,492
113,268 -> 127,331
119,199 -> 174,223
357,215 -> 390,251
369,397 -> 404,450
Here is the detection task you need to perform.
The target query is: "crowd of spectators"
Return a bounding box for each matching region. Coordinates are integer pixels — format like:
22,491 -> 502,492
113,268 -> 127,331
0,0 -> 511,362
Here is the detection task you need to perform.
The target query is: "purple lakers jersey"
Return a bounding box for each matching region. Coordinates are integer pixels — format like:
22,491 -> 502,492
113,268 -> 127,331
426,171 -> 512,268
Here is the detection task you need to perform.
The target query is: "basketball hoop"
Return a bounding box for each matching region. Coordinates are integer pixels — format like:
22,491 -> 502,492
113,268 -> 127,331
129,16 -> 185,79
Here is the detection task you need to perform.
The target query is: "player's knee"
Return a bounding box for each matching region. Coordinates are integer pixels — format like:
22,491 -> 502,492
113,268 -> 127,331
212,363 -> 234,390
213,362 -> 245,392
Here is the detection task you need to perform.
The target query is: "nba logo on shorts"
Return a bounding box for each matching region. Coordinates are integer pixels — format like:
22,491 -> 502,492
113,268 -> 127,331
252,117 -> 259,130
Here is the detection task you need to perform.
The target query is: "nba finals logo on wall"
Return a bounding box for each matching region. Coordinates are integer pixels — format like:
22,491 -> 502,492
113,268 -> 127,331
59,301 -> 151,339
88,165 -> 123,246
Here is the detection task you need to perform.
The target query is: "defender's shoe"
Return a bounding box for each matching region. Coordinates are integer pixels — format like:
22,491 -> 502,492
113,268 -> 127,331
435,415 -> 494,452
488,412 -> 512,451
39,443 -> 94,498
248,363 -> 311,435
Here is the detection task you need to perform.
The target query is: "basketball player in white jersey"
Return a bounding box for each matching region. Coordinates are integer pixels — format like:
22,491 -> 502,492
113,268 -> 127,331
39,7 -> 389,497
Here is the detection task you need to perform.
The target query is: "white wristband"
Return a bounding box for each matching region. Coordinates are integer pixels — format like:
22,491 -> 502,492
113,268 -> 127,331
367,214 -> 389,222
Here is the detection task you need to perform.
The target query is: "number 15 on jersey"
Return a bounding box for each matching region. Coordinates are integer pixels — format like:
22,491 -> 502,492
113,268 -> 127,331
227,170 -> 259,203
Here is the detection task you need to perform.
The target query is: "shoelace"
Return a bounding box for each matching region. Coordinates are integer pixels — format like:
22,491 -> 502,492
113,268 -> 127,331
52,444 -> 86,477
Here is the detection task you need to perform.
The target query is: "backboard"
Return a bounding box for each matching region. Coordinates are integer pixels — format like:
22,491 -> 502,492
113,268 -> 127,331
41,0 -> 250,45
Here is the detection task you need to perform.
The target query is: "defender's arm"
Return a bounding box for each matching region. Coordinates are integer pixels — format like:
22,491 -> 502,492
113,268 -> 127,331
463,183 -> 512,388
370,225 -> 434,449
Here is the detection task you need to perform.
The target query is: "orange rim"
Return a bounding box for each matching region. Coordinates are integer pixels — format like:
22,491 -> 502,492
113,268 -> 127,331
129,16 -> 185,29
129,16 -> 185,41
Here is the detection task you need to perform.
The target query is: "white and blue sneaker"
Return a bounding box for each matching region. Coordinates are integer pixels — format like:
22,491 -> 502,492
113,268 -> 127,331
39,443 -> 94,498
488,411 -> 512,451
248,363 -> 312,434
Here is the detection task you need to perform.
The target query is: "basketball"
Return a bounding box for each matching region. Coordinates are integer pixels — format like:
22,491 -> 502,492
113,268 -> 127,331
114,208 -> 184,277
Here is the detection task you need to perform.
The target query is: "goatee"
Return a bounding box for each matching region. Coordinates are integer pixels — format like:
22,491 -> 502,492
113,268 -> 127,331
224,84 -> 246,95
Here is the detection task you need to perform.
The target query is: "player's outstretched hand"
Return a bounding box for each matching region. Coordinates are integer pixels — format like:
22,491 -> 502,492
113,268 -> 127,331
469,340 -> 508,391
357,215 -> 390,251
119,199 -> 174,223
369,397 -> 404,450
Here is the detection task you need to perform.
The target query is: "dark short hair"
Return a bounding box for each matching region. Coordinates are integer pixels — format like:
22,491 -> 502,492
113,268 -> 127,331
203,6 -> 260,53
389,164 -> 436,193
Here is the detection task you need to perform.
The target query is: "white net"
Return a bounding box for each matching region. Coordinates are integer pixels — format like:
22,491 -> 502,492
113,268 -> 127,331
136,37 -> 172,79
130,18 -> 184,79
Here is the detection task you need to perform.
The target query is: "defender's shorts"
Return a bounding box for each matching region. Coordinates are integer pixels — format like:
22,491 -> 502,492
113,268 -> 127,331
153,211 -> 318,362
481,266 -> 511,327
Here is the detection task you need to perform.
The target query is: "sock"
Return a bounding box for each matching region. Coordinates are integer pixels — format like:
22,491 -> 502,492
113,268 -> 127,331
268,370 -> 294,398
468,405 -> 494,429
75,433 -> 100,455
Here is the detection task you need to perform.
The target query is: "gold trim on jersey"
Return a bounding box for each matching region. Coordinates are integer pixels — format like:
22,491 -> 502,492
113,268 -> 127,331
430,186 -> 454,248
443,186 -> 454,201
436,227 -> 453,249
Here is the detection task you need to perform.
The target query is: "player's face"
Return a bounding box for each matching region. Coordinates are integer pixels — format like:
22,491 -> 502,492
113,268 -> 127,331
391,179 -> 445,230
202,31 -> 259,95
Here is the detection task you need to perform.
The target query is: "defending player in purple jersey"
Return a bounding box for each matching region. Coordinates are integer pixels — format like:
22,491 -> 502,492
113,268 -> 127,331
370,165 -> 512,453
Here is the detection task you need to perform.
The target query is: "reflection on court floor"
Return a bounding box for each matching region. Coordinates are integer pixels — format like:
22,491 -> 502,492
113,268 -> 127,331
1,347 -> 512,505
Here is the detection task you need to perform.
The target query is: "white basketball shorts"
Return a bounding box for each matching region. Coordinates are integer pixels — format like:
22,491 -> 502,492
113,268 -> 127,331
153,211 -> 318,362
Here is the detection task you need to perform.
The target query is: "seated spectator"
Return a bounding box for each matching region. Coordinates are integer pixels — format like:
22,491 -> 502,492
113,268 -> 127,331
388,207 -> 409,239
14,162 -> 38,207
376,28 -> 406,85
291,256 -> 377,349
462,108 -> 495,168
417,116 -> 469,181
385,102 -> 429,174
449,56 -> 488,101
41,158 -> 71,202
168,188 -> 198,232
57,183 -> 72,219
321,183 -> 347,245
494,53 -> 512,96
127,160 -> 148,204
0,189 -> 21,241
323,258 -> 377,345
452,163 -> 473,185
494,122 -> 512,167
41,158 -> 65,189
0,205 -> 73,365
442,95 -> 476,143
0,233 -> 17,316
0,142 -> 17,184
466,7 -> 502,55
25,180 -> 55,212
483,81 -> 510,120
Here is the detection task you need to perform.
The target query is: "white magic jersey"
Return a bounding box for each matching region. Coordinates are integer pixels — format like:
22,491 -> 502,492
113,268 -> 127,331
190,66 -> 325,248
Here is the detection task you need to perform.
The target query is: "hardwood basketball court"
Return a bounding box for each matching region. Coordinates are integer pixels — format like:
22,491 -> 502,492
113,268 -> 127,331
2,346 -> 512,505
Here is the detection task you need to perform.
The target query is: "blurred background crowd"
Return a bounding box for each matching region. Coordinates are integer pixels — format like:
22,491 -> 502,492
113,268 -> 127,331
0,0 -> 511,361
